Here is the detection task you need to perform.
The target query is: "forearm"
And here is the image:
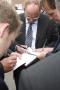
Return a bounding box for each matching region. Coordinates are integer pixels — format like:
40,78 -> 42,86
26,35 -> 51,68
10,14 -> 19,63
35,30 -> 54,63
35,47 -> 54,60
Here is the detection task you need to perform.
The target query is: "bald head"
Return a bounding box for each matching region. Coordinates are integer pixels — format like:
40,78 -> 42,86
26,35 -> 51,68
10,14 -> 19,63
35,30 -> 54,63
24,0 -> 41,23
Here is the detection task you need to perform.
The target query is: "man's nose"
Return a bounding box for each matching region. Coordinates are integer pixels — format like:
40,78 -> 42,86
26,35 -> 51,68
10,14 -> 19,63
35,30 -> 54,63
29,18 -> 33,23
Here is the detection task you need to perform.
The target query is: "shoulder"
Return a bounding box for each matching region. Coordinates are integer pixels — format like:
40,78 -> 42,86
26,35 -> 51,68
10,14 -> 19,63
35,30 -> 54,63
39,14 -> 57,27
38,14 -> 49,28
39,14 -> 49,21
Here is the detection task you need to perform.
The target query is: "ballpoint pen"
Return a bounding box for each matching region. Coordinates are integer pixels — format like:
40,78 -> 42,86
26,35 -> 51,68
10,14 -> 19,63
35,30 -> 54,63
26,47 -> 37,56
26,51 -> 36,56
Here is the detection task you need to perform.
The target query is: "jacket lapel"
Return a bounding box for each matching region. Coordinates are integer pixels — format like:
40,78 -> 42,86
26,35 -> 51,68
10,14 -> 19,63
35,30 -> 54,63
35,15 -> 49,48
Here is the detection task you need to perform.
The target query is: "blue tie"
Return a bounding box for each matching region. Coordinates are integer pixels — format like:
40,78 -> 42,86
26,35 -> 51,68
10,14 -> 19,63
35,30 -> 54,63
25,23 -> 33,47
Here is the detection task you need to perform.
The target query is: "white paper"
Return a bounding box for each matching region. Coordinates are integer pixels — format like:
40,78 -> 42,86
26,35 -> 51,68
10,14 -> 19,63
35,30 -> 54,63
13,47 -> 37,70
23,53 -> 36,66
13,57 -> 26,70
13,53 -> 36,70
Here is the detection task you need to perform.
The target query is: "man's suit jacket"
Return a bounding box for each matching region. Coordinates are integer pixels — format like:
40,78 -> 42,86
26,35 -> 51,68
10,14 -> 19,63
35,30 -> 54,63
13,14 -> 59,90
16,14 -> 58,48
18,51 -> 60,90
0,63 -> 8,90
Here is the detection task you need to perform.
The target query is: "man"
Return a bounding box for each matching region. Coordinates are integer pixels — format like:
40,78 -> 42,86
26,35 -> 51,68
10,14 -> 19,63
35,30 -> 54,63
33,0 -> 60,59
0,0 -> 21,90
13,0 -> 59,88
42,0 -> 60,23
15,0 -> 58,48
18,0 -> 60,90
40,0 -> 60,52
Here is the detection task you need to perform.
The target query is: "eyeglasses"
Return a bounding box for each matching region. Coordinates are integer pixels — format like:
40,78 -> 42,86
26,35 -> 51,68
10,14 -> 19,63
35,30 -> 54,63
26,16 -> 39,21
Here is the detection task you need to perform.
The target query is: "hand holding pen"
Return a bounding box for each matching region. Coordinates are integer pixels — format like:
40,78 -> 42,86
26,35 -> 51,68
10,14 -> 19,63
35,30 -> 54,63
16,45 -> 27,54
16,45 -> 36,56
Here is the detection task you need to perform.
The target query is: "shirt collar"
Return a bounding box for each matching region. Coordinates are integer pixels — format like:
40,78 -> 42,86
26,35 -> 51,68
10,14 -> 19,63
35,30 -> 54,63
26,18 -> 38,25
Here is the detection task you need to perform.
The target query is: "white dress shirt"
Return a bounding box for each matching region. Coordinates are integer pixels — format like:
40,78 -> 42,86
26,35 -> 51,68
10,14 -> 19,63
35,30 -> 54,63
26,18 -> 38,49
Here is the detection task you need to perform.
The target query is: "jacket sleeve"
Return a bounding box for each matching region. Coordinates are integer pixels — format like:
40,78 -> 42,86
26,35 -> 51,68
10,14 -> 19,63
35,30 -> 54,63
46,20 -> 59,47
18,51 -> 60,90
0,62 -> 8,90
0,62 -> 4,79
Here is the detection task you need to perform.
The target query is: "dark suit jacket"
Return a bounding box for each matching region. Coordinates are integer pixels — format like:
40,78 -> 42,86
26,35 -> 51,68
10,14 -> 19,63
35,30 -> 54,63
0,63 -> 8,90
16,14 -> 58,48
52,24 -> 60,52
18,51 -> 60,90
13,14 -> 59,89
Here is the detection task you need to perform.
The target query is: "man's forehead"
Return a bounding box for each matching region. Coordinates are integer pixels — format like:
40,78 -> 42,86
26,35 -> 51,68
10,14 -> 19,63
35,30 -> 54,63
45,8 -> 56,15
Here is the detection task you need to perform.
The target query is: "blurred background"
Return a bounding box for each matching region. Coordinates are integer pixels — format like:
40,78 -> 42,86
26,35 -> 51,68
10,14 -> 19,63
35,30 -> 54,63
5,0 -> 25,14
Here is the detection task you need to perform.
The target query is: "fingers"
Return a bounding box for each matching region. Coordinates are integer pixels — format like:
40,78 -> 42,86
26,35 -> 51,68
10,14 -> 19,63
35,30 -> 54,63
7,55 -> 17,66
1,55 -> 17,73
20,45 -> 27,49
34,48 -> 44,52
8,55 -> 17,61
10,52 -> 20,57
16,45 -> 26,54
8,58 -> 16,65
10,52 -> 22,59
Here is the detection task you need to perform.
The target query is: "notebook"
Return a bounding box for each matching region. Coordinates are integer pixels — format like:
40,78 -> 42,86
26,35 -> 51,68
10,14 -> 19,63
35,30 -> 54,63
13,47 -> 37,70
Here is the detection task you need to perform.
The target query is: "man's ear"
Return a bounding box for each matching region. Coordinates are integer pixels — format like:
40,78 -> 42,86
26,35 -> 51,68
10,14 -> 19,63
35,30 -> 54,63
0,23 -> 9,37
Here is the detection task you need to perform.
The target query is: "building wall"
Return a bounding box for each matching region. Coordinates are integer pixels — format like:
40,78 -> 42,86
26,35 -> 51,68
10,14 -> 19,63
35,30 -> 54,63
5,0 -> 25,5
12,0 -> 25,4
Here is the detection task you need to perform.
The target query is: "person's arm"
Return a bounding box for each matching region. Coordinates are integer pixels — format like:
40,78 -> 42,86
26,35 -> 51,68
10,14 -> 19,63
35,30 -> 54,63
46,20 -> 59,47
16,45 -> 27,54
0,52 -> 20,90
0,62 -> 8,90
34,47 -> 54,59
0,62 -> 4,79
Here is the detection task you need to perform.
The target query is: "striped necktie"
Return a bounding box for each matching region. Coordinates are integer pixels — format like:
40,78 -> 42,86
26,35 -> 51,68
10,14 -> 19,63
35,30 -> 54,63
25,23 -> 33,47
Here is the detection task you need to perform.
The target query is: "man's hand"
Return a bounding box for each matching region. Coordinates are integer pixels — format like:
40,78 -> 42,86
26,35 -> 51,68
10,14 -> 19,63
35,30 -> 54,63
16,45 -> 27,54
34,47 -> 54,59
35,50 -> 49,59
1,55 -> 17,73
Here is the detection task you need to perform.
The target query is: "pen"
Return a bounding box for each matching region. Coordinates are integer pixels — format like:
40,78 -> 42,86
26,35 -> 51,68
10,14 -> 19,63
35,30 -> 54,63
20,45 -> 27,49
53,37 -> 60,52
43,38 -> 47,48
26,51 -> 36,56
